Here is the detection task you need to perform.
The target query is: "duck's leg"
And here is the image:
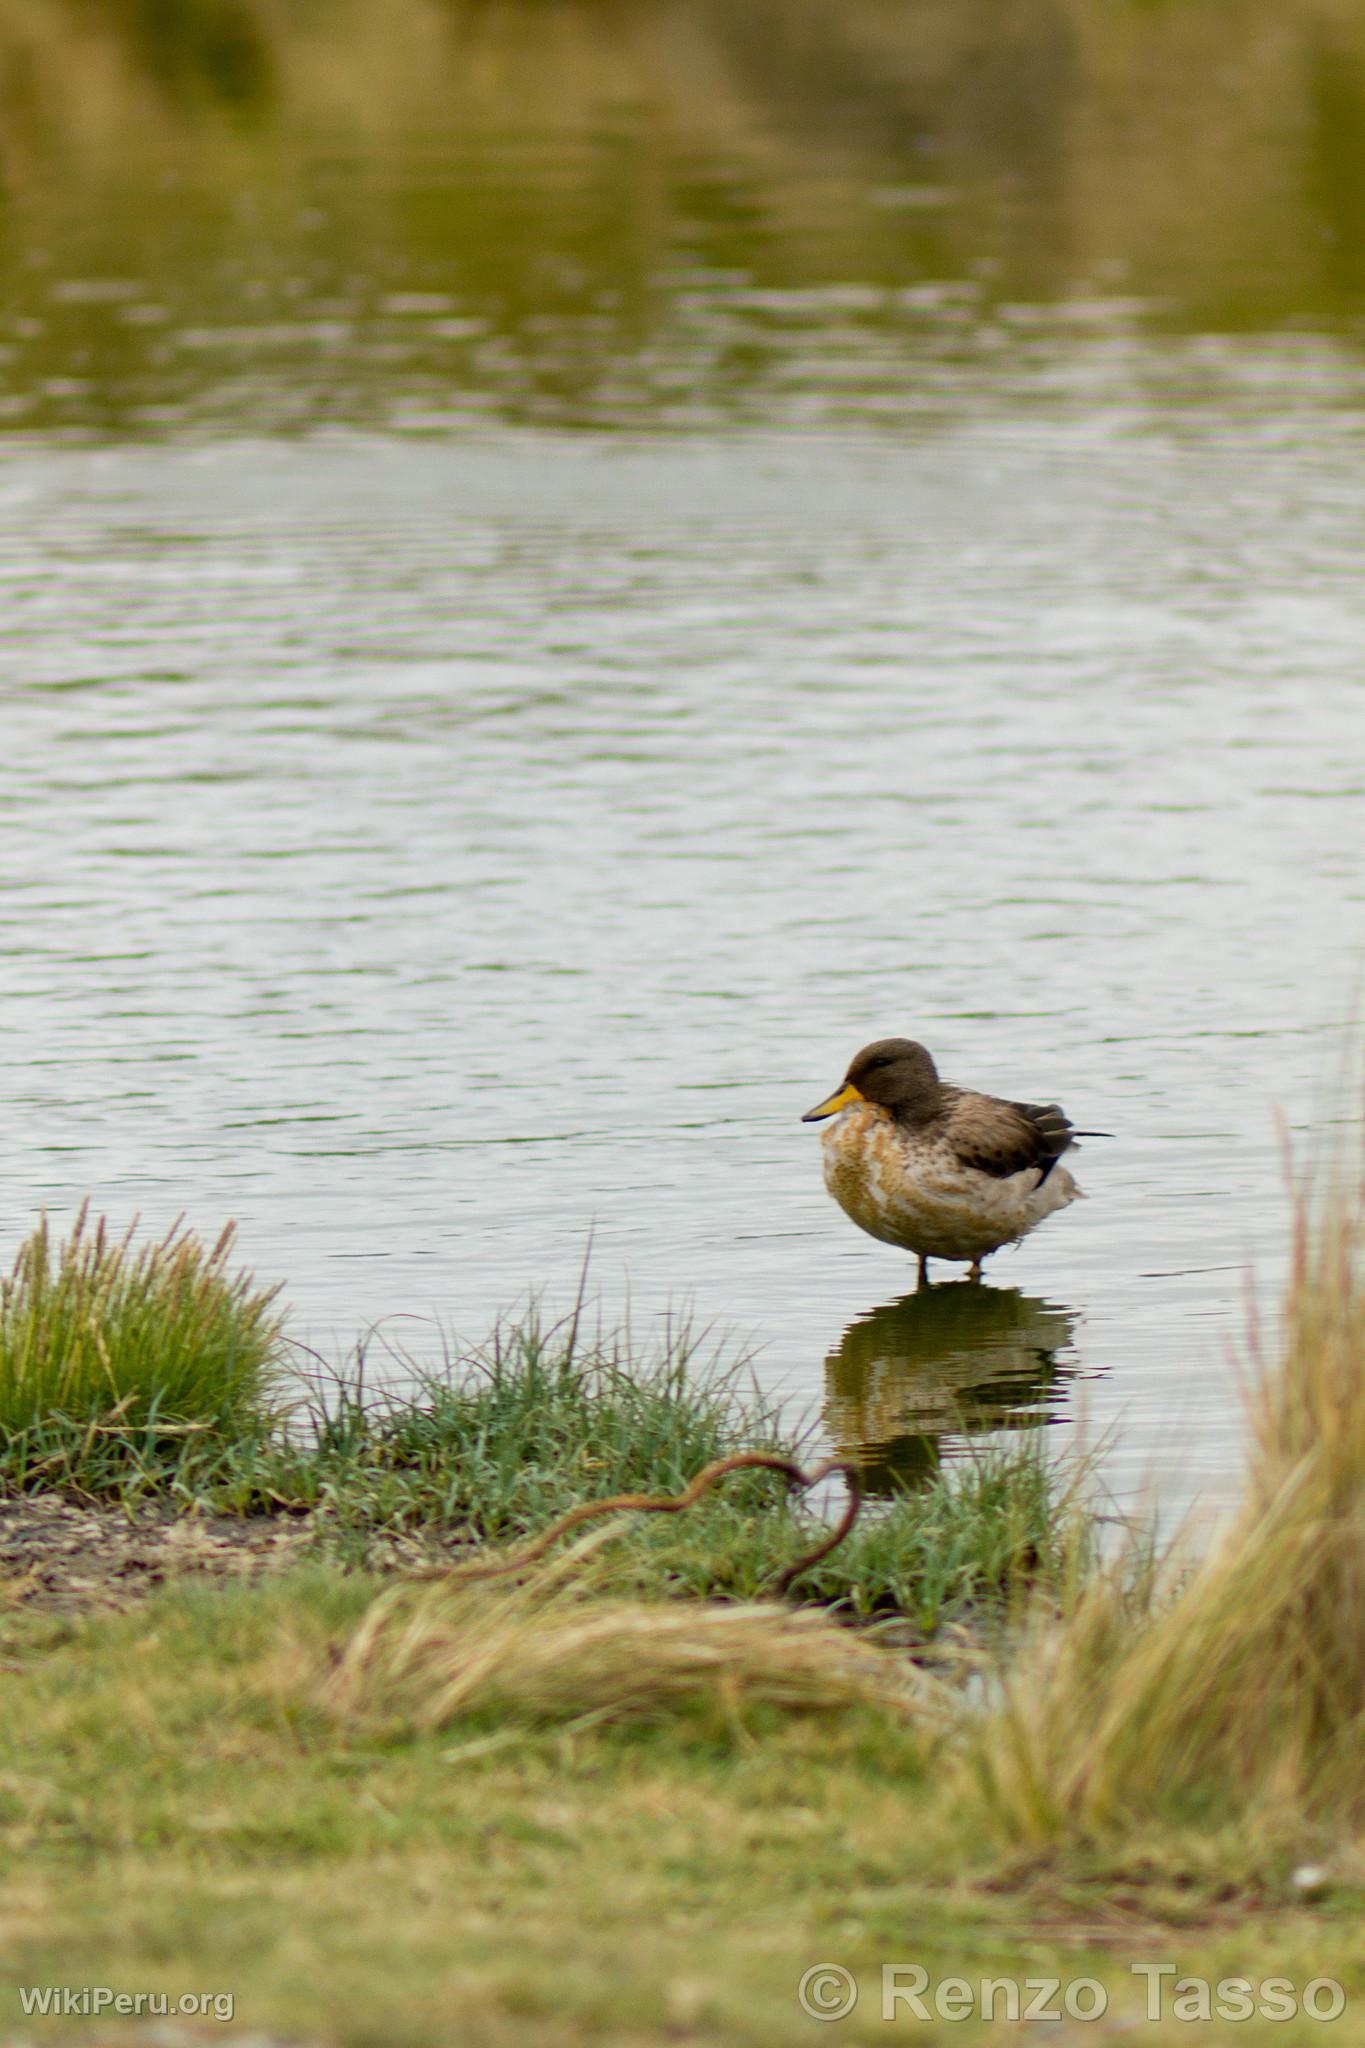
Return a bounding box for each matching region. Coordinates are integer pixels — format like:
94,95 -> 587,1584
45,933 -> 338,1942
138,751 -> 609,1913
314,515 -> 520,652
916,1254 -> 930,1289
967,1257 -> 984,1282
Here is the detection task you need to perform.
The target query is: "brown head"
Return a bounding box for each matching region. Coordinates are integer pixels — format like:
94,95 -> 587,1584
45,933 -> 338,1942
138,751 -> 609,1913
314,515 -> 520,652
802,1038 -> 943,1128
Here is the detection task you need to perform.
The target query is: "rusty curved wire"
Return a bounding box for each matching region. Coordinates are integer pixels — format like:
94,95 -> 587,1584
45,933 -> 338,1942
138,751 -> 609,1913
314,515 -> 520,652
411,1450 -> 863,1598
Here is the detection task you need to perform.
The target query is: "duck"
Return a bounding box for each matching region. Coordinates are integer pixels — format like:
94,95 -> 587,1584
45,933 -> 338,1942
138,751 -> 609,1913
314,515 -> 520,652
802,1037 -> 1093,1284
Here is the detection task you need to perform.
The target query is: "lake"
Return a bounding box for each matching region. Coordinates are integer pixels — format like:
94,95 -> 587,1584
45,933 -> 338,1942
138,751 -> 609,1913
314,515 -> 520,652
2,0 -> 1363,1523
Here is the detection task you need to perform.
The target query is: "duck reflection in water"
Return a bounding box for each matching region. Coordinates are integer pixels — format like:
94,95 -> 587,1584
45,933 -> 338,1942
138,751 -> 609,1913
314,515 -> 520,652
824,1283 -> 1078,1493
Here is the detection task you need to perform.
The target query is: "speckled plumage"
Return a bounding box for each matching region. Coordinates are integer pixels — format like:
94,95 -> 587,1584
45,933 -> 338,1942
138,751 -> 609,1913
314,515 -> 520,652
803,1038 -> 1088,1279
819,1098 -> 1079,1263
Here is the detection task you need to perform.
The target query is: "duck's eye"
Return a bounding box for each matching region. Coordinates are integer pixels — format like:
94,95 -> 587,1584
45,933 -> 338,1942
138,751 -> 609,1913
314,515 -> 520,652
866,1055 -> 892,1071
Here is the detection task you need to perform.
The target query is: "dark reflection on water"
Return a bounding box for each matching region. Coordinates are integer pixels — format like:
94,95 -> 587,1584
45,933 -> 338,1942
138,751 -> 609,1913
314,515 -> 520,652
2,0 -> 1365,433
824,1285 -> 1078,1494
75,0 -> 276,116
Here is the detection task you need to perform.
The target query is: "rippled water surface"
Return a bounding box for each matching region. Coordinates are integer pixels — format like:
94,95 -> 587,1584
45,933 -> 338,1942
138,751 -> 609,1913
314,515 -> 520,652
3,0 -> 1365,1519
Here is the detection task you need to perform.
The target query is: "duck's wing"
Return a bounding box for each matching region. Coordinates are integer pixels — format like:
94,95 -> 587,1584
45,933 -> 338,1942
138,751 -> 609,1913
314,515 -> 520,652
943,1091 -> 1075,1185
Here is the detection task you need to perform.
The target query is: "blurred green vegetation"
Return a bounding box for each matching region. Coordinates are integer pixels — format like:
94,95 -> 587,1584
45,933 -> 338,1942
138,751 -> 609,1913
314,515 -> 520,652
1,0 -> 1364,431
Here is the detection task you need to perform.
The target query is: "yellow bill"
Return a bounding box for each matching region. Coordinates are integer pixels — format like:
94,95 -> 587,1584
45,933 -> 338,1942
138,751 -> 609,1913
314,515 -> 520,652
801,1081 -> 865,1123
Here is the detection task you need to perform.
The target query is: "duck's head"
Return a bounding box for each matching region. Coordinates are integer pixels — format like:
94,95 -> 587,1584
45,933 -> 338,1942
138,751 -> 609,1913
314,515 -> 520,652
802,1038 -> 942,1126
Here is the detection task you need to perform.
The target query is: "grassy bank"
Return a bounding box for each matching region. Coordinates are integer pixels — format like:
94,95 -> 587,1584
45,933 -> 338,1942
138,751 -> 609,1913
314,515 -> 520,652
1,1185 -> 1364,2042
0,1210 -> 1083,1635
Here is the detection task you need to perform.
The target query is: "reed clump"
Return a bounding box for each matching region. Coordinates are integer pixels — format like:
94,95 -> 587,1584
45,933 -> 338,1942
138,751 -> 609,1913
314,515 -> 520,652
962,1162 -> 1365,1845
0,1203 -> 283,1494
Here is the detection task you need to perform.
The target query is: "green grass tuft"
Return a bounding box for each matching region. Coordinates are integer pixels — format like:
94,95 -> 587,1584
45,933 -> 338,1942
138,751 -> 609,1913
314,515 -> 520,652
606,1445 -> 1093,1632
0,1203 -> 284,1496
225,1307 -> 794,1539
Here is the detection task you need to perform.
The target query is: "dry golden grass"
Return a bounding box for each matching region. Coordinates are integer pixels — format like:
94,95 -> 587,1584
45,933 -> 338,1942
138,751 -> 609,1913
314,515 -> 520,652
323,1534 -> 927,1736
962,1152 -> 1365,1845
